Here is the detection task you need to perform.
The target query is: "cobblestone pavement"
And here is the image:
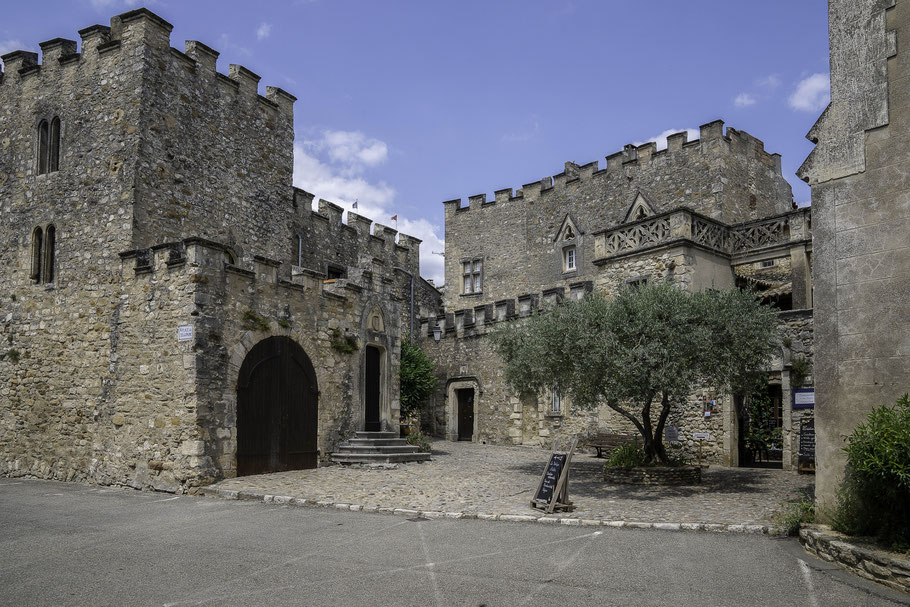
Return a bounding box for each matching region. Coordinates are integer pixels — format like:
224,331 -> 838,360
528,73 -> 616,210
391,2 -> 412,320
208,440 -> 814,526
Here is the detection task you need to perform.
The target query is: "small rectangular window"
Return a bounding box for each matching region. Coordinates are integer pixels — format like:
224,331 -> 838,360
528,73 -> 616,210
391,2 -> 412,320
760,259 -> 776,268
551,387 -> 562,413
462,258 -> 482,294
326,264 -> 345,280
564,247 -> 576,272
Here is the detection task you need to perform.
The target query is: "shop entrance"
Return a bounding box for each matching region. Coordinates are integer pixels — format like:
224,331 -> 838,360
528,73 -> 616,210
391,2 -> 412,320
738,384 -> 783,469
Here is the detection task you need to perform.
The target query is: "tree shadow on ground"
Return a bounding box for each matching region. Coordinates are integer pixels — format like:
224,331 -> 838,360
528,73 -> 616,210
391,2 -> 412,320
506,458 -> 802,501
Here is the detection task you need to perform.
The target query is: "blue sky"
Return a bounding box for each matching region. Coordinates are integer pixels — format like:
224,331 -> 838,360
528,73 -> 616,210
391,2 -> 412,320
1,1 -> 830,284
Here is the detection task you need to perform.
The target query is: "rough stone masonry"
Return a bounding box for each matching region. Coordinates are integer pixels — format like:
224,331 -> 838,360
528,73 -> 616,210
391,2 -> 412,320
0,8 -> 440,492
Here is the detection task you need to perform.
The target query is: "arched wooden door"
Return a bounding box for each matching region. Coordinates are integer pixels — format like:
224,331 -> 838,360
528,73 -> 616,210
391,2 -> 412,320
236,336 -> 318,476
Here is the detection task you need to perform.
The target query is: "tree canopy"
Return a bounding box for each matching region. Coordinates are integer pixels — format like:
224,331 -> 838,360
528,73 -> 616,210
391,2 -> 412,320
493,283 -> 779,463
399,337 -> 437,421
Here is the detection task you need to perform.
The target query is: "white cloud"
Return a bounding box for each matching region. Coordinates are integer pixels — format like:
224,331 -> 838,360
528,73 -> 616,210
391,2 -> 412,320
0,39 -> 27,63
0,40 -> 36,70
293,142 -> 395,208
321,130 -> 388,167
756,74 -> 781,90
633,128 -> 700,150
789,73 -> 830,112
216,33 -> 252,58
734,93 -> 757,107
293,134 -> 445,284
256,23 -> 272,41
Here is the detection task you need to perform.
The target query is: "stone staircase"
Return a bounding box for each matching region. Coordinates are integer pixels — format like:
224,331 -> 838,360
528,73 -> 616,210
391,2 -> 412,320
330,431 -> 431,464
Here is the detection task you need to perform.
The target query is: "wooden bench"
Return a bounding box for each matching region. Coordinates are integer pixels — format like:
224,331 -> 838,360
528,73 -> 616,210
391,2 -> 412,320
590,432 -> 639,458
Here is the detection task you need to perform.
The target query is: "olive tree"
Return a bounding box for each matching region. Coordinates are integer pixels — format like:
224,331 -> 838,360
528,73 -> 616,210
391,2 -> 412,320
493,283 -> 778,464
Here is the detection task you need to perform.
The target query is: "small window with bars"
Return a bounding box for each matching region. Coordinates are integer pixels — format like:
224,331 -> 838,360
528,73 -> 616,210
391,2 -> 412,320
550,386 -> 562,414
462,258 -> 482,294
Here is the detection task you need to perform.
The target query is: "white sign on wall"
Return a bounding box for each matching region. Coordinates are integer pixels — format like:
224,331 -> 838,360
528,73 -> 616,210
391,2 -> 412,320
177,325 -> 194,342
793,388 -> 815,409
692,432 -> 712,441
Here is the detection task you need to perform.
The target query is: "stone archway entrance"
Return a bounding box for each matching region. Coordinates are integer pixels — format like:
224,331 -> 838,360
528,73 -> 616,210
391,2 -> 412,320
457,388 -> 475,441
236,336 -> 318,476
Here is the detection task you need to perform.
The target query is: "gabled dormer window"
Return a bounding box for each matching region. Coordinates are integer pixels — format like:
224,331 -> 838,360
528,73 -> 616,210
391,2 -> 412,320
623,192 -> 657,223
37,116 -> 61,175
555,214 -> 582,276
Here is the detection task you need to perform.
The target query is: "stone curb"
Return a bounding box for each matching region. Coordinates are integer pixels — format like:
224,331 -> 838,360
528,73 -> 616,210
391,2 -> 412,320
800,525 -> 910,594
201,486 -> 770,535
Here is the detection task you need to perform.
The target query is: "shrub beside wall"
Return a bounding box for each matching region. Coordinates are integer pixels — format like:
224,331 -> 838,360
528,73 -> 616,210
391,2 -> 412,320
832,394 -> 910,551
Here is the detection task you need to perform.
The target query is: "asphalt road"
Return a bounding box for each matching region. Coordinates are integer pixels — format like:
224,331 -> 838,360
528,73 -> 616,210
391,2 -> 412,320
0,479 -> 906,607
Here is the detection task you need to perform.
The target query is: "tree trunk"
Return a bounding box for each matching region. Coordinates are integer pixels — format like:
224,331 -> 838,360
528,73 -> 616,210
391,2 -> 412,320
651,392 -> 673,464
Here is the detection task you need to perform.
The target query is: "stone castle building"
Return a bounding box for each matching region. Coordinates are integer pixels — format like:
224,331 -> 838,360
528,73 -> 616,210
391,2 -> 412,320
12,3 -> 899,493
799,0 -> 910,509
0,9 -> 439,491
419,121 -> 815,469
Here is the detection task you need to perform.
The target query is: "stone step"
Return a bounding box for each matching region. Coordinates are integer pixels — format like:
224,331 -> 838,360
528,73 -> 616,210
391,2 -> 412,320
335,444 -> 421,454
344,438 -> 411,447
354,431 -> 399,439
330,452 -> 431,464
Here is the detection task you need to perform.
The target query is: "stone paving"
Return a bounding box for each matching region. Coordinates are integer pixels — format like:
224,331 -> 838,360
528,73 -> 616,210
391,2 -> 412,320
207,440 -> 814,529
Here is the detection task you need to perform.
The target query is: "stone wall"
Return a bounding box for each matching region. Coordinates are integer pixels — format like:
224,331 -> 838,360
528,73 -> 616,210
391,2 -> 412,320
797,0 -> 910,509
0,8 -> 436,492
442,120 -> 793,309
1,236 -> 407,492
604,465 -> 702,486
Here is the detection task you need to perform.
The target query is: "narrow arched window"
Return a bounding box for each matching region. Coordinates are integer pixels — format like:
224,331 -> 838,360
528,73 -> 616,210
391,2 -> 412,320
37,117 -> 61,174
31,227 -> 43,283
37,120 -> 49,175
43,225 -> 56,283
49,118 -> 61,172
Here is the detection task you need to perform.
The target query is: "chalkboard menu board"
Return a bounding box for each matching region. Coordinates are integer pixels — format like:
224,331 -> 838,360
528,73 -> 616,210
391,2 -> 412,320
535,453 -> 566,505
799,418 -> 815,457
798,418 -> 816,473
531,438 -> 577,513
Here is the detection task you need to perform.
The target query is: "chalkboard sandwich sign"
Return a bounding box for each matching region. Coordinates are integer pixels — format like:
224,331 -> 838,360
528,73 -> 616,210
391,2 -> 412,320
531,437 -> 577,514
798,417 -> 816,474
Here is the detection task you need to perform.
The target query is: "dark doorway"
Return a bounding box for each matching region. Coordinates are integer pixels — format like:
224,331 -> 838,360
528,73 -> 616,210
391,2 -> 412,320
457,388 -> 474,441
365,345 -> 382,431
236,336 -> 318,476
738,383 -> 783,469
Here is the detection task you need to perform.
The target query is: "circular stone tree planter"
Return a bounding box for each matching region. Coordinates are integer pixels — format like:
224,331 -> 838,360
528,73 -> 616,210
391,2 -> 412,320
605,465 -> 702,485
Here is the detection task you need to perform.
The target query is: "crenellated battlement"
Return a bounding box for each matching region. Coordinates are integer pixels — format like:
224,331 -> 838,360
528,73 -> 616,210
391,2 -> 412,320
0,8 -> 295,120
442,120 -> 783,215
115,236 -> 396,307
292,187 -> 422,279
419,281 -> 593,343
